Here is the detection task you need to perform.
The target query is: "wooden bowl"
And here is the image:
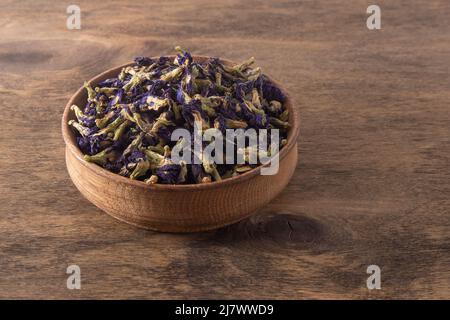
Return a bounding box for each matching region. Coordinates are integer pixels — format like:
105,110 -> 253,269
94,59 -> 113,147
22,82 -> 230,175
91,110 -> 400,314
62,56 -> 300,232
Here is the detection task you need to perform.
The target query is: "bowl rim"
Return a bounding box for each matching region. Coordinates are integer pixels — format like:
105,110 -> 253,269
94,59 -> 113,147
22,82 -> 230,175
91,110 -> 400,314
62,55 -> 300,191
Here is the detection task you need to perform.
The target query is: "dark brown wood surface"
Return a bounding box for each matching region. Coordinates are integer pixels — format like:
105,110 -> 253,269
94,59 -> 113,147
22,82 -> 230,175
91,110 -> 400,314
0,0 -> 449,299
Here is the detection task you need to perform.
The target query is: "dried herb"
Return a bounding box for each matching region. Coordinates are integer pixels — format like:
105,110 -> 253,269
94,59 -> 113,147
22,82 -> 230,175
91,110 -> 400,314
68,47 -> 289,184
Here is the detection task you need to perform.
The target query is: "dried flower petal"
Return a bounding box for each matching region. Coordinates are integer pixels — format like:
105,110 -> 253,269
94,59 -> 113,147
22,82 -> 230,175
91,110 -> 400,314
69,47 -> 289,184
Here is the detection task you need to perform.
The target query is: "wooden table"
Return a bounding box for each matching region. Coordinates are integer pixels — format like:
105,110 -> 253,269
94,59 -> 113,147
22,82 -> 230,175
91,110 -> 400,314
0,0 -> 448,299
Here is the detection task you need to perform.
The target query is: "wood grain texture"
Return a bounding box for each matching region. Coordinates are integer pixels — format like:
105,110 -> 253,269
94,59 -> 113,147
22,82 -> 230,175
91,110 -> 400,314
0,0 -> 449,299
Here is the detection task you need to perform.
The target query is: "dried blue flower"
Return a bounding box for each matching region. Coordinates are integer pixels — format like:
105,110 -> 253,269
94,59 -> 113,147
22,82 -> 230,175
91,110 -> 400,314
134,56 -> 154,67
156,164 -> 181,184
68,47 -> 289,184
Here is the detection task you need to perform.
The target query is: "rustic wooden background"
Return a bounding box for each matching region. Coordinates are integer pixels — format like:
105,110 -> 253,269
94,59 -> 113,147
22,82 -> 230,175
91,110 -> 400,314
0,0 -> 448,299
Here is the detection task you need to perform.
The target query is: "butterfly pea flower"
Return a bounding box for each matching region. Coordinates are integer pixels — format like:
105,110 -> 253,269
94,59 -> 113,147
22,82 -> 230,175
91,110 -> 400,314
250,75 -> 264,93
147,140 -> 166,155
127,149 -> 146,163
162,145 -> 172,160
118,66 -> 135,81
120,108 -> 152,133
193,94 -> 222,117
108,89 -> 124,107
234,81 -> 252,101
98,78 -> 122,88
83,82 -> 96,102
123,71 -> 148,91
95,111 -> 115,129
113,120 -> 131,141
194,94 -> 223,107
234,57 -> 255,72
94,94 -> 108,114
68,120 -> 94,137
95,87 -> 116,96
84,147 -> 116,166
70,105 -> 96,127
93,116 -> 125,137
176,87 -> 192,104
222,57 -> 255,78
146,79 -> 166,96
194,78 -> 213,91
181,72 -> 194,96
121,132 -> 143,157
233,100 -> 243,113
239,101 -> 267,128
174,46 -> 193,67
118,165 -> 131,177
195,100 -> 216,118
154,125 -> 173,143
141,131 -> 158,146
267,100 -> 283,114
207,73 -> 231,94
161,144 -> 187,185
177,161 -> 188,183
215,72 -> 222,87
192,110 -> 210,131
220,169 -> 234,179
83,101 -> 97,117
225,118 -> 248,129
235,165 -> 253,173
71,104 -> 89,122
69,47 -> 289,184
181,100 -> 209,129
216,67 -> 240,83
184,65 -> 200,94
150,112 -> 175,135
111,137 -> 127,151
251,88 -> 262,108
191,144 -> 221,182
214,115 -> 226,133
117,149 -> 146,178
153,146 -> 181,184
156,164 -> 182,184
242,100 -> 265,115
130,158 -> 150,180
240,111 -> 265,129
144,95 -> 169,111
169,100 -> 181,121
261,80 -> 286,102
218,102 -> 239,121
279,109 -> 289,122
143,148 -> 164,168
160,66 -> 184,82
156,56 -> 170,65
201,176 -> 212,183
145,174 -> 159,184
245,67 -> 261,81
191,64 -> 200,77
190,164 -> 212,183
104,161 -> 123,174
202,156 -> 222,182
269,117 -> 290,130
134,56 -> 154,67
77,135 -> 101,155
254,113 -> 268,128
